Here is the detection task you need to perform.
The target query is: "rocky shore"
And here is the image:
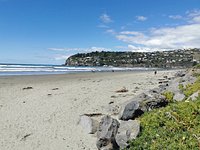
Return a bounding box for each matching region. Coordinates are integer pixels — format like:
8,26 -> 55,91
78,67 -> 200,150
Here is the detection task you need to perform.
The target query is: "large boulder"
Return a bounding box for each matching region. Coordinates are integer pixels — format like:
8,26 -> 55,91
96,115 -> 120,150
78,115 -> 99,134
140,94 -> 167,111
118,93 -> 150,120
119,100 -> 141,120
119,92 -> 168,120
115,120 -> 140,149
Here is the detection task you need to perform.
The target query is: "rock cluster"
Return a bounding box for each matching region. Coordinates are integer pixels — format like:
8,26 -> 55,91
78,69 -> 198,150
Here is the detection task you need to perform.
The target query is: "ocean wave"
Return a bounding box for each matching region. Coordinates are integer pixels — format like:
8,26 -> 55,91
0,64 -> 157,75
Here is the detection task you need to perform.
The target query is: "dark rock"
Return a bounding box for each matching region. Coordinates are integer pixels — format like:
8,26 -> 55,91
140,95 -> 167,111
135,86 -> 140,90
163,76 -> 168,79
116,120 -> 140,149
96,115 -> 120,150
21,133 -> 32,141
116,87 -> 128,93
175,71 -> 186,77
119,92 -> 168,120
84,113 -> 103,117
119,101 -> 140,120
22,87 -> 33,90
148,88 -> 164,94
109,101 -> 114,104
168,77 -> 172,80
111,95 -> 117,98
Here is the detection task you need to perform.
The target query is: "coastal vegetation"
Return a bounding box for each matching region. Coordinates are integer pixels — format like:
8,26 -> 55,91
128,97 -> 200,149
127,67 -> 200,150
65,48 -> 200,68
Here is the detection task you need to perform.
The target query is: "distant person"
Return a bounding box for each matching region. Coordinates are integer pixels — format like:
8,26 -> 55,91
154,70 -> 157,75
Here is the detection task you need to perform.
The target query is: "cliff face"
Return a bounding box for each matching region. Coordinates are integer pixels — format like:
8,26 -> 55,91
65,49 -> 200,68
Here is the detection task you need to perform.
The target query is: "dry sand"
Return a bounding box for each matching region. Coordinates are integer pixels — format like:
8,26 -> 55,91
0,70 -> 177,150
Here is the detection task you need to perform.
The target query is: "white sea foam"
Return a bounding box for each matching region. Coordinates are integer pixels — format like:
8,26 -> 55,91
0,64 -> 157,75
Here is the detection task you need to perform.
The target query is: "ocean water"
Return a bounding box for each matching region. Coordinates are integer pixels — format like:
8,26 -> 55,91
0,63 -> 157,76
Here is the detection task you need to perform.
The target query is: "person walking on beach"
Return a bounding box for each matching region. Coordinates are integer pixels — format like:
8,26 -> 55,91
154,70 -> 157,75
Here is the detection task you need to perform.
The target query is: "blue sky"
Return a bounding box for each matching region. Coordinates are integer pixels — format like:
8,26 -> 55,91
0,0 -> 200,64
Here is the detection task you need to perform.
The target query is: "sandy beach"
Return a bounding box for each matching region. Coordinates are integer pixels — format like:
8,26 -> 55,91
0,70 -> 177,150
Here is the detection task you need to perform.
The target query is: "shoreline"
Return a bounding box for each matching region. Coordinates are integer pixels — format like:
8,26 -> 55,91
0,70 -> 180,150
0,67 -> 181,77
0,63 -> 183,77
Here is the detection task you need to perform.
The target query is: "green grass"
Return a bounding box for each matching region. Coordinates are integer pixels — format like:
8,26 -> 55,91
193,64 -> 200,69
127,71 -> 200,150
180,77 -> 200,98
127,97 -> 200,150
162,91 -> 174,102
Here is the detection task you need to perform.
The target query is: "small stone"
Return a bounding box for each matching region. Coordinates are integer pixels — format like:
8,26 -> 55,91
173,92 -> 185,101
22,87 -> 33,90
187,91 -> 199,101
109,101 -> 114,104
111,95 -> 117,98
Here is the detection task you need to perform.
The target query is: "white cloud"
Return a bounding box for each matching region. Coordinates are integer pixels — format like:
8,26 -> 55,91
49,47 -> 112,53
88,47 -> 112,52
136,16 -> 147,21
48,48 -> 68,51
114,10 -> 200,50
116,32 -> 148,45
169,15 -> 183,20
51,48 -> 82,51
116,24 -> 200,49
127,45 -> 158,52
100,13 -> 113,23
192,16 -> 200,23
97,24 -> 109,28
55,55 -> 71,60
116,23 -> 200,50
186,9 -> 200,18
186,9 -> 200,23
120,31 -> 145,36
106,29 -> 116,35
